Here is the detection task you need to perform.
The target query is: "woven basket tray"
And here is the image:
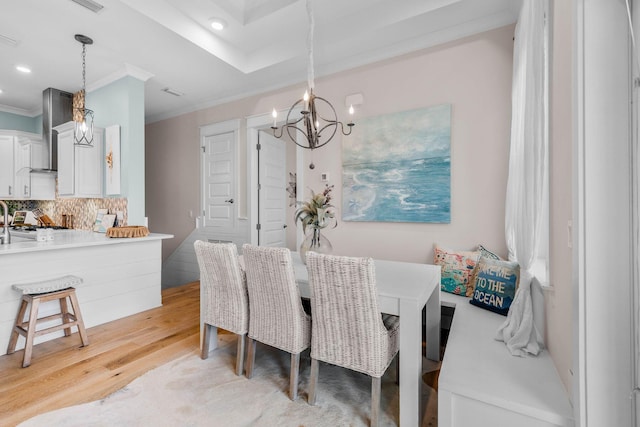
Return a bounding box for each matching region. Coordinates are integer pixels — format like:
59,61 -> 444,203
106,226 -> 150,238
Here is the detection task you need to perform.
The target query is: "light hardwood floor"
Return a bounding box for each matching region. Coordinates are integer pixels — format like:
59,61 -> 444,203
0,281 -> 441,426
0,281 -> 201,427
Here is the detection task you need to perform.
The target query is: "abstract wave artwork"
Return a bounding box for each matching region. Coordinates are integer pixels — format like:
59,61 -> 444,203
342,104 -> 451,223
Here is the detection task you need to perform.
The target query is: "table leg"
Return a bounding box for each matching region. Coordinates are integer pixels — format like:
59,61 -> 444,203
425,286 -> 441,361
398,299 -> 421,427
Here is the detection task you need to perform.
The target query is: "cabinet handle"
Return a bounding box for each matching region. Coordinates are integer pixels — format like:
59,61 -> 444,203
8,185 -> 11,195
225,198 -> 234,204
24,185 -> 28,195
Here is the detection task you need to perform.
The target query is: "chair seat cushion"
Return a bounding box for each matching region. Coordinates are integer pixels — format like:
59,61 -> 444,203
12,275 -> 83,295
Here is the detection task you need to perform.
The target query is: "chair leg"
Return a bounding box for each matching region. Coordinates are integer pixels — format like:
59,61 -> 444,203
236,334 -> 246,376
245,338 -> 257,378
201,323 -> 211,359
201,323 -> 219,359
308,358 -> 319,405
289,352 -> 300,400
371,376 -> 381,427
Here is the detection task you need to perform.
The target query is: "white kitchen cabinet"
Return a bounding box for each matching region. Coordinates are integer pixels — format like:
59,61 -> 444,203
14,139 -> 31,198
0,136 -> 14,198
0,131 -> 54,200
55,121 -> 104,198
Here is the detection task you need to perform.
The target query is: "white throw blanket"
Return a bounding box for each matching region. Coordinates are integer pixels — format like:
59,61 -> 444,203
496,270 -> 541,356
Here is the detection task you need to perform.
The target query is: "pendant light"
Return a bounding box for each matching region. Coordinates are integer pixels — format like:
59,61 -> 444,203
271,0 -> 354,168
73,34 -> 94,147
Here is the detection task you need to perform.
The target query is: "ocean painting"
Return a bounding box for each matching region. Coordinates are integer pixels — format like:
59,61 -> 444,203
342,104 -> 451,223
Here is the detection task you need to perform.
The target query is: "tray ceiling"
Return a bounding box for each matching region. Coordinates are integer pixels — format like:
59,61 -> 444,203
0,0 -> 521,122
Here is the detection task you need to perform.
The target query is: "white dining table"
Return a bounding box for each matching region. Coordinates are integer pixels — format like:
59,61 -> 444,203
204,251 -> 441,427
290,252 -> 441,427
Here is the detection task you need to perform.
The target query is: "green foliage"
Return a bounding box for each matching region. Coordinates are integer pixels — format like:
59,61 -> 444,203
294,184 -> 337,234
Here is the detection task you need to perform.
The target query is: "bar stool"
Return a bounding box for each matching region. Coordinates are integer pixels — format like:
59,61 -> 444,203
7,275 -> 89,367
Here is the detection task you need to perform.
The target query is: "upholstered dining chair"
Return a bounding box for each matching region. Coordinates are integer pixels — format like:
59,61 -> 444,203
241,244 -> 311,401
194,240 -> 249,376
305,251 -> 400,427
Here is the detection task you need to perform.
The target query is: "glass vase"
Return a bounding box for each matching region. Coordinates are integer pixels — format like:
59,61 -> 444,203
300,227 -> 332,264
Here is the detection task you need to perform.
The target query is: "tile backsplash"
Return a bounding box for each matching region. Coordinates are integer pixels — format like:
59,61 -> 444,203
36,198 -> 128,230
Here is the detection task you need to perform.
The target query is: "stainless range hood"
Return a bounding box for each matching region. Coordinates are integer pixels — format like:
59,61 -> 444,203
31,88 -> 73,174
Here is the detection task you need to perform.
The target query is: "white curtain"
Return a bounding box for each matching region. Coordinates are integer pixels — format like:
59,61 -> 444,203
495,0 -> 547,357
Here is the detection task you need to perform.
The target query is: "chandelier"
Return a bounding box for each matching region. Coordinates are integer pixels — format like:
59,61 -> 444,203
73,34 -> 94,147
271,0 -> 354,165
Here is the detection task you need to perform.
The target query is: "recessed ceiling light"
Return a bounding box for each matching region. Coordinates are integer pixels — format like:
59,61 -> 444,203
210,18 -> 226,31
16,65 -> 31,73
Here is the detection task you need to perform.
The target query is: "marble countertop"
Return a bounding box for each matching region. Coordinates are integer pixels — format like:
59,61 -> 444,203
0,230 -> 173,255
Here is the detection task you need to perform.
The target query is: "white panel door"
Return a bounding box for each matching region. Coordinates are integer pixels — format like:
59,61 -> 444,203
258,131 -> 287,247
203,132 -> 236,231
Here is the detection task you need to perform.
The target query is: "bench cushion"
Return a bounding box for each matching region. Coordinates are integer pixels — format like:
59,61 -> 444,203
12,275 -> 83,295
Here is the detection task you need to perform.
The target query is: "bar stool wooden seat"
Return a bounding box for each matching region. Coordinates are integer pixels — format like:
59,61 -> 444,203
7,275 -> 89,367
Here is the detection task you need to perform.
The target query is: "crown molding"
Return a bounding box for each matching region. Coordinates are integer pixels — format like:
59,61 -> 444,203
0,103 -> 40,117
87,63 -> 155,93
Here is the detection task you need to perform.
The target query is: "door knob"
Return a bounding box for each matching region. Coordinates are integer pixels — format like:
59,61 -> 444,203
283,224 -> 288,229
225,198 -> 234,204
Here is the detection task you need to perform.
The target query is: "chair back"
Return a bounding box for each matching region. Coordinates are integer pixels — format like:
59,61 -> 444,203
194,240 -> 248,335
242,244 -> 310,354
306,251 -> 392,377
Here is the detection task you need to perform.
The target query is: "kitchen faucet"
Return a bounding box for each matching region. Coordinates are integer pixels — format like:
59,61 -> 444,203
0,200 -> 10,244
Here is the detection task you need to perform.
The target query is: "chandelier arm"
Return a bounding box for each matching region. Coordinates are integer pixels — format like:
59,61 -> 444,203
271,124 -> 285,139
285,125 -> 315,149
338,121 -> 355,136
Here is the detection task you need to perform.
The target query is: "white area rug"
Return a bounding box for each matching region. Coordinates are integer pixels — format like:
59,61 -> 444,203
20,335 -> 437,427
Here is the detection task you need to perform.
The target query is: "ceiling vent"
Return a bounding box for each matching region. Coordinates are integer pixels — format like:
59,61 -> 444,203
0,33 -> 19,47
70,0 -> 104,13
161,88 -> 184,97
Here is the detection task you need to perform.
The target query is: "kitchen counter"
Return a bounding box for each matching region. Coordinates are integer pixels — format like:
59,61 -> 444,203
0,230 -> 173,356
0,230 -> 172,255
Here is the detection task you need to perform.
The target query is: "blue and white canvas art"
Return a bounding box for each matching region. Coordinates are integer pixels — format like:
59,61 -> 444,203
342,104 -> 451,223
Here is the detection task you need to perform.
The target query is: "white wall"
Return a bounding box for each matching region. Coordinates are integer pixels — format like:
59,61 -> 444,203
547,0 -> 574,396
573,0 -> 634,425
147,25 -> 515,264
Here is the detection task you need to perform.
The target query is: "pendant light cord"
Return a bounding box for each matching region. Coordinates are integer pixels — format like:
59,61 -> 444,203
306,0 -> 315,90
81,42 -> 87,96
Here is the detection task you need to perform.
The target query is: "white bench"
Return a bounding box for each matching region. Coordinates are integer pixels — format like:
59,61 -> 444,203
437,291 -> 574,427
